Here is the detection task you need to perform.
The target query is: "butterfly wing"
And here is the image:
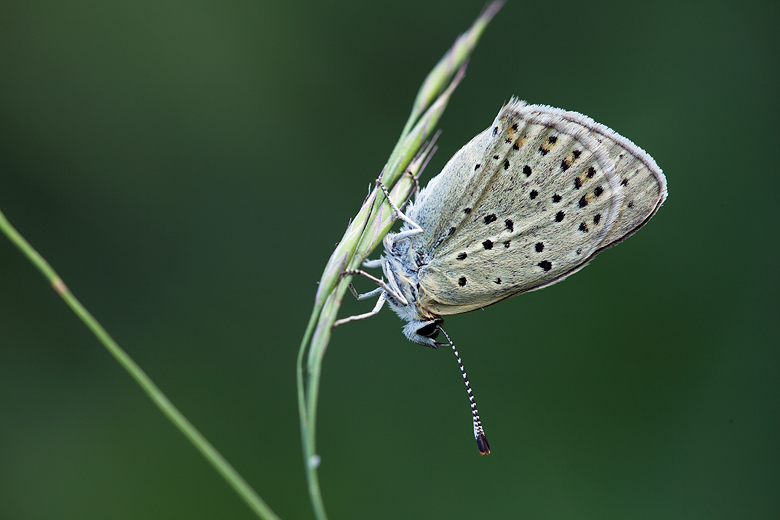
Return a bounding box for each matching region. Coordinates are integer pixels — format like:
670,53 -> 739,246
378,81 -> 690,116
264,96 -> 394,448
408,99 -> 666,316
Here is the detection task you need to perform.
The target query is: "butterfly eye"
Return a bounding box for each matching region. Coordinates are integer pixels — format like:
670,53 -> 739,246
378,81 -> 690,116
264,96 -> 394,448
416,320 -> 443,338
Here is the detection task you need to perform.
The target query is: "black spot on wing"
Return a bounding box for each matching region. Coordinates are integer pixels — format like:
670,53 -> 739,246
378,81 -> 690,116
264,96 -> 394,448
561,149 -> 581,172
538,135 -> 558,156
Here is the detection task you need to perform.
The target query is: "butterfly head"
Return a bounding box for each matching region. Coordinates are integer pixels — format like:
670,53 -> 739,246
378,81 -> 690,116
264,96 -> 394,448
402,317 -> 444,348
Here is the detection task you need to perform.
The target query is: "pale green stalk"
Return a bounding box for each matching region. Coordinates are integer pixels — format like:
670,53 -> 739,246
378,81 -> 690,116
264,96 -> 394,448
0,209 -> 280,520
297,3 -> 504,519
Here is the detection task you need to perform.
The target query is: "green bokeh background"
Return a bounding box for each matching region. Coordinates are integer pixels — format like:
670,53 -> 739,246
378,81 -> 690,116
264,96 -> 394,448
1,2 -> 778,519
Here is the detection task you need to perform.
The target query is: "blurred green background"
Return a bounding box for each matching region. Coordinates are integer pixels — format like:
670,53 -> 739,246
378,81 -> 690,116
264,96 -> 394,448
1,1 -> 777,519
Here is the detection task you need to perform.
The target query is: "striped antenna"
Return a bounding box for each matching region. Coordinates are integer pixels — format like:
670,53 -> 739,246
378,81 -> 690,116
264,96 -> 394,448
437,326 -> 490,455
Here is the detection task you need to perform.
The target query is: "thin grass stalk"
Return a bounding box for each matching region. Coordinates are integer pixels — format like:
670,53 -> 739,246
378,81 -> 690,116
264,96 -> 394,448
0,208 -> 281,520
296,3 -> 504,519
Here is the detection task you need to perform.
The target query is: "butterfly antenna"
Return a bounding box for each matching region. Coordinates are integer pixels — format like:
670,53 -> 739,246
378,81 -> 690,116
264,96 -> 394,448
437,326 -> 490,455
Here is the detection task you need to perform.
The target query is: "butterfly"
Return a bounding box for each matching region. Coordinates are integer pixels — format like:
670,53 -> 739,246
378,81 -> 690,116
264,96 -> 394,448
336,98 -> 667,454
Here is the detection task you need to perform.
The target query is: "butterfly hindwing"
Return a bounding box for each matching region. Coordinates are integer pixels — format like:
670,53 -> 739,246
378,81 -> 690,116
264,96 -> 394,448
407,99 -> 664,316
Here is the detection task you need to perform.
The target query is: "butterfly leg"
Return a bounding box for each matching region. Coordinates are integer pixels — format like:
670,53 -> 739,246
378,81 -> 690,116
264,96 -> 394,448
376,181 -> 423,242
333,291 -> 387,327
341,268 -> 408,306
362,258 -> 383,268
348,284 -> 383,301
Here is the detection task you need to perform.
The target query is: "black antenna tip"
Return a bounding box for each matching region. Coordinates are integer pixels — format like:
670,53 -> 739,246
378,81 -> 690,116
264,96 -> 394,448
476,433 -> 491,456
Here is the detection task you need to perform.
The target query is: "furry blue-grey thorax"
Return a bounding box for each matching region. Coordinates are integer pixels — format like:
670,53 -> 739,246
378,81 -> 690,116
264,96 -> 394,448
379,227 -> 443,347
